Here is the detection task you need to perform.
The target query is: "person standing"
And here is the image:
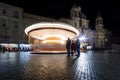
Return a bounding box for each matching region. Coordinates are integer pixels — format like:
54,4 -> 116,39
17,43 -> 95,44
71,40 -> 75,56
66,38 -> 71,57
75,38 -> 80,57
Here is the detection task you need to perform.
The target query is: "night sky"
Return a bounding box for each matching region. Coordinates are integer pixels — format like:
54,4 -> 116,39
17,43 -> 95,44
0,0 -> 120,37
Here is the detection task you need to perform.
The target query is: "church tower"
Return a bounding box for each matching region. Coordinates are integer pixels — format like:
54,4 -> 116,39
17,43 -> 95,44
95,14 -> 104,31
70,3 -> 81,31
95,14 -> 105,48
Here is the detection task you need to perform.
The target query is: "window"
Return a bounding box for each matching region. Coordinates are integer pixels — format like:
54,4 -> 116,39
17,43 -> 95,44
2,9 -> 6,14
13,11 -> 19,18
96,19 -> 103,24
2,23 -> 6,27
1,19 -> 7,27
100,20 -> 103,24
75,11 -> 78,17
14,25 -> 18,29
75,22 -> 77,27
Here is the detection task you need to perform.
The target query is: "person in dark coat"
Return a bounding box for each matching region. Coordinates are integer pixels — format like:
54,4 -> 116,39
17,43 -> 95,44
66,38 -> 71,57
75,38 -> 80,57
71,40 -> 75,56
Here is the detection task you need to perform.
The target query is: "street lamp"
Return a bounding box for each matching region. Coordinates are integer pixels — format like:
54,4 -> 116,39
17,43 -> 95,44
79,35 -> 87,41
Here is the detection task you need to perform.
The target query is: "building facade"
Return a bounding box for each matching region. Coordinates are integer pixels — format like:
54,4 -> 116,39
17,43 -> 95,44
0,3 -> 111,49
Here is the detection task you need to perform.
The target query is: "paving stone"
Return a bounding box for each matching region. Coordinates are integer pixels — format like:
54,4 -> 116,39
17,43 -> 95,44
0,51 -> 120,80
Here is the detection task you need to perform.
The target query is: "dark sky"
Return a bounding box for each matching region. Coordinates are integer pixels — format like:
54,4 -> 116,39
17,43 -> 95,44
0,0 -> 120,37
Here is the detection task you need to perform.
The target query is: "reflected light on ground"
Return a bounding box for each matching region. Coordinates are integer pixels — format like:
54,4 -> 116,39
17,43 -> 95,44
76,52 -> 90,73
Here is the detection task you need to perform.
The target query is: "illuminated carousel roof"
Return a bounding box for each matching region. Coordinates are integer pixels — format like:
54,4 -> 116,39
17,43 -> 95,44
25,22 -> 79,40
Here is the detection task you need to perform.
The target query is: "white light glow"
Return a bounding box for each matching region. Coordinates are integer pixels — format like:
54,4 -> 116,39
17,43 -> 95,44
0,43 -> 18,47
42,40 -> 65,44
29,28 -> 77,40
79,35 -> 87,41
30,34 -> 66,41
41,34 -> 66,40
25,22 -> 79,36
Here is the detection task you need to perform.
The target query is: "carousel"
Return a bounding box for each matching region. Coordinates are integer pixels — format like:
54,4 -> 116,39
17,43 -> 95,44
25,22 -> 79,53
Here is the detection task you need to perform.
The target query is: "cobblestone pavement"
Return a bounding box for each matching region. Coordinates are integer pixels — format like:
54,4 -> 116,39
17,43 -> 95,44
0,51 -> 120,80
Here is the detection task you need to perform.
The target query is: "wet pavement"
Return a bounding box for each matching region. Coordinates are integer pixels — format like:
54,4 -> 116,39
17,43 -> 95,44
0,51 -> 120,80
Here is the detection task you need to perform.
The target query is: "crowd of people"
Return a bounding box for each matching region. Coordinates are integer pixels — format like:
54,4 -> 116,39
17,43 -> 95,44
66,37 -> 80,57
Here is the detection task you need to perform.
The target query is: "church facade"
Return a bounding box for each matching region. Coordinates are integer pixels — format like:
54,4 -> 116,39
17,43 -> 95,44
0,3 -> 111,49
